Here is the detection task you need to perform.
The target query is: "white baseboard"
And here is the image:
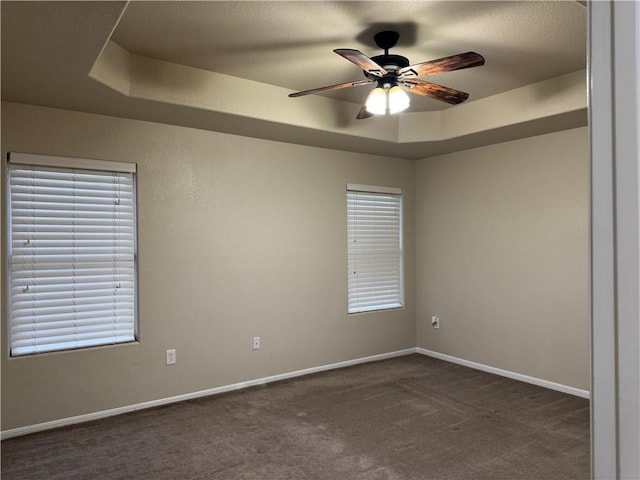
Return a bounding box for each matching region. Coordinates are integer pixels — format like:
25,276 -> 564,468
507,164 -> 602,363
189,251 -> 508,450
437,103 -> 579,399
416,347 -> 590,399
0,348 -> 415,440
1,347 -> 589,439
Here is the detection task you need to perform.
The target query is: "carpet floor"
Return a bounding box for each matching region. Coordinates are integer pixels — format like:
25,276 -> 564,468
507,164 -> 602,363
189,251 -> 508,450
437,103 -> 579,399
1,354 -> 590,479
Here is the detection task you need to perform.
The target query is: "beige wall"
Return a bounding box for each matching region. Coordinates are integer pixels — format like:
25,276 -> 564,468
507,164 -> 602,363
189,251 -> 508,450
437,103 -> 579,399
1,102 -> 589,432
415,127 -> 589,390
0,102 -> 416,430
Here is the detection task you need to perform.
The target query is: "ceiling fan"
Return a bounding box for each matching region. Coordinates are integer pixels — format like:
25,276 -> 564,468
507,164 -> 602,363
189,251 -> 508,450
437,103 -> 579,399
288,31 -> 485,119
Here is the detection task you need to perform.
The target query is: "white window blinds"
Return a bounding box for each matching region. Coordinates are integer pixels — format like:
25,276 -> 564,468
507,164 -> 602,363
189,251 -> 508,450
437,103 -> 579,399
347,184 -> 403,314
8,153 -> 137,356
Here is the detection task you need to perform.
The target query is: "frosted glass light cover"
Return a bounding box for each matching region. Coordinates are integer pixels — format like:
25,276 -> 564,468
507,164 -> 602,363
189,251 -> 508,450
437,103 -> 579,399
388,86 -> 410,114
365,87 -> 387,115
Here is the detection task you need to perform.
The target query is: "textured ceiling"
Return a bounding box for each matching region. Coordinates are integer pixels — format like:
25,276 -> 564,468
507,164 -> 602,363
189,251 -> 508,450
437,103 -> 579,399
112,1 -> 586,111
1,1 -> 587,159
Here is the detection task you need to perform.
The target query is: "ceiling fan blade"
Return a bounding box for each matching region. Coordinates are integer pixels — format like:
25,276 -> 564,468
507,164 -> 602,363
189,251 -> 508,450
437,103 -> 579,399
356,103 -> 373,120
288,79 -> 374,98
333,49 -> 388,77
402,79 -> 469,105
398,52 -> 485,78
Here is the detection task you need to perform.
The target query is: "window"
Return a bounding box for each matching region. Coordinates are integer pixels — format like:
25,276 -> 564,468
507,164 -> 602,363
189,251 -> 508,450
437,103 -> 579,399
7,153 -> 137,356
347,184 -> 403,313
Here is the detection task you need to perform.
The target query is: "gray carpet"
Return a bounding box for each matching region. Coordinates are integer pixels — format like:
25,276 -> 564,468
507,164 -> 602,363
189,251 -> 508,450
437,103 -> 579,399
1,354 -> 590,479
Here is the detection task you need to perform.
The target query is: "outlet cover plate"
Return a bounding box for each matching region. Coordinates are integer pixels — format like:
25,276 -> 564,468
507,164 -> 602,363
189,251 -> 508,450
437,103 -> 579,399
166,349 -> 176,365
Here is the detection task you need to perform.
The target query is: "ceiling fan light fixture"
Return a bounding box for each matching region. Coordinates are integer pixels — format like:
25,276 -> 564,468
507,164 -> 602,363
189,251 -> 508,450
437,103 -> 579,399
365,82 -> 410,116
388,85 -> 410,114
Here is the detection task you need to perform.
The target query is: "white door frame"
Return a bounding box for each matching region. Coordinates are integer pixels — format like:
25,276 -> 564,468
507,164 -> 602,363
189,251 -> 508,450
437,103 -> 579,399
589,1 -> 640,478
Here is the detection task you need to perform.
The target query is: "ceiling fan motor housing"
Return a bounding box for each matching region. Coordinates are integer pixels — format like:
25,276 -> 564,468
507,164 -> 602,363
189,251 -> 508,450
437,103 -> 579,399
364,54 -> 410,79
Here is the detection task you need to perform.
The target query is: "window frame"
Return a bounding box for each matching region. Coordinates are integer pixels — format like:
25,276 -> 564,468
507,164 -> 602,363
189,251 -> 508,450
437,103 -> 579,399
346,183 -> 404,314
6,152 -> 138,357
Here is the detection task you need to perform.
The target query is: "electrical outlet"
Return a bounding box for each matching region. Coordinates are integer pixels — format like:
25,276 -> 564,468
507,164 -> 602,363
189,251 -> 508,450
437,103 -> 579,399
165,349 -> 176,365
431,316 -> 440,329
252,336 -> 261,350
